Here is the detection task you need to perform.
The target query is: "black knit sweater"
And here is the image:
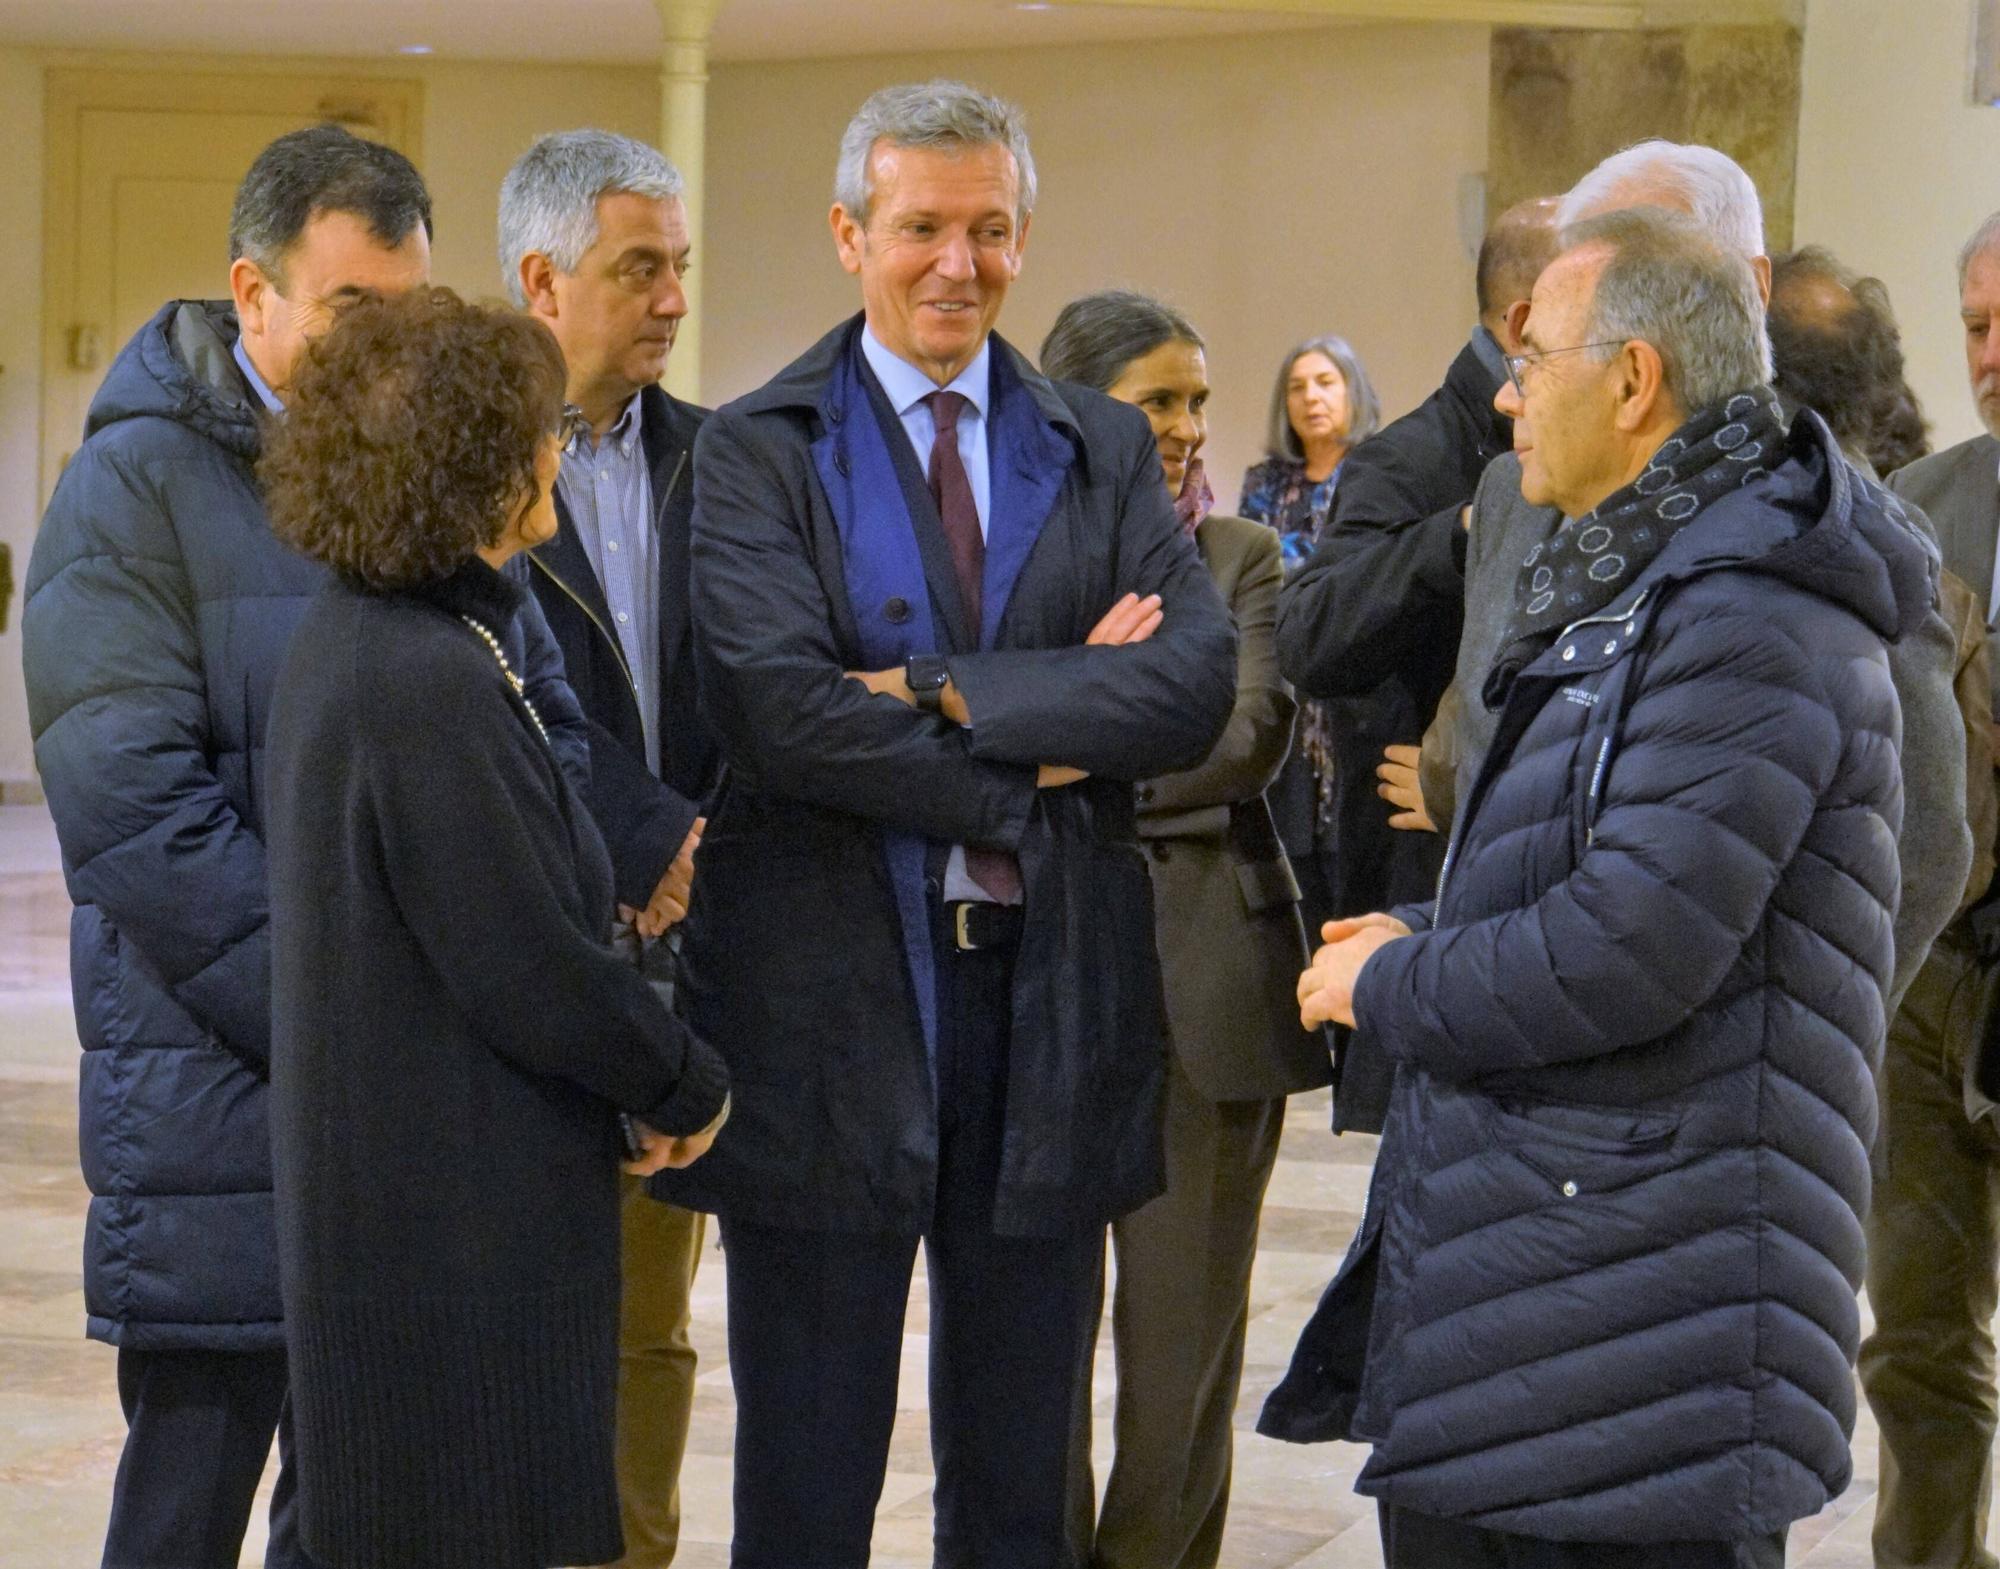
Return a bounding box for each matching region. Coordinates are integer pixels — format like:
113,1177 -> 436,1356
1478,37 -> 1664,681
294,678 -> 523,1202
266,558 -> 728,1569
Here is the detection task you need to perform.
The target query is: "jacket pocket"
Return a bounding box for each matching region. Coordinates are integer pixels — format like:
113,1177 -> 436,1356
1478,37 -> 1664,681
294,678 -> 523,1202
1490,1096 -> 1686,1198
1234,855 -> 1302,915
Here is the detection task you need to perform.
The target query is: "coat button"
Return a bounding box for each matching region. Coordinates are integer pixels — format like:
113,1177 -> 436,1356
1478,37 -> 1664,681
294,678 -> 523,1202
884,596 -> 911,624
1561,1180 -> 1579,1197
1136,784 -> 1155,804
1603,639 -> 1618,655
1624,621 -> 1635,635
1150,843 -> 1171,863
834,451 -> 850,477
924,875 -> 941,898
1562,646 -> 1576,662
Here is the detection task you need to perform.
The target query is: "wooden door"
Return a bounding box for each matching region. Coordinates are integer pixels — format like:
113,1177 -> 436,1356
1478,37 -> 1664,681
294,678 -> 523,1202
39,69 -> 423,505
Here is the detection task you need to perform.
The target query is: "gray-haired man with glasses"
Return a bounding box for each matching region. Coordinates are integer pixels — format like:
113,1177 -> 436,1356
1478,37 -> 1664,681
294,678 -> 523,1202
1416,139 -> 1964,1015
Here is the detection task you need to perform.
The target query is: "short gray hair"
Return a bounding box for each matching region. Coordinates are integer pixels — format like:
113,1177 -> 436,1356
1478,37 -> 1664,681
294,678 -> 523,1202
1266,335 -> 1381,460
498,130 -> 684,307
1959,209 -> 2000,289
833,80 -> 1036,231
1561,208 -> 1772,416
1558,139 -> 1765,261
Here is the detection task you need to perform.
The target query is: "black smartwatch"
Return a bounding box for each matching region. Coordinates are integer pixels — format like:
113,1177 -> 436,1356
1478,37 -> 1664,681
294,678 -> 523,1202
906,654 -> 950,715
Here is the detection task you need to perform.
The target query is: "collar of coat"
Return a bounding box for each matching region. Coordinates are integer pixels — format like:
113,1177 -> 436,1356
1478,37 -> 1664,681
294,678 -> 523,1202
529,380 -> 706,644
1448,327 -> 1513,463
734,312 -> 1090,469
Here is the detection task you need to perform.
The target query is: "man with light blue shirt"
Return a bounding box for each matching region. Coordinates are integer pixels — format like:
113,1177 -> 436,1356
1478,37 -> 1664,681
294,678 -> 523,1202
649,81 -> 1236,1566
501,129 -> 718,1569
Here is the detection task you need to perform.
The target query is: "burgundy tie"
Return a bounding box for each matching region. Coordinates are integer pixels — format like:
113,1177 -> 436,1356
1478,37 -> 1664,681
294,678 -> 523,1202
925,390 -> 1021,904
926,391 -> 985,643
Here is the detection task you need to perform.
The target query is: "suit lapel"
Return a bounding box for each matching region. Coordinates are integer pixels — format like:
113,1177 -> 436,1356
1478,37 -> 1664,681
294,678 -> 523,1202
1977,440 -> 2000,621
646,392 -> 696,701
852,361 -> 980,656
983,343 -> 1076,650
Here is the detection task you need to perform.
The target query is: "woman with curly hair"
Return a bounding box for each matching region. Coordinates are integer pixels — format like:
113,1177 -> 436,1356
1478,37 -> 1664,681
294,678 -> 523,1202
260,287 -> 729,1569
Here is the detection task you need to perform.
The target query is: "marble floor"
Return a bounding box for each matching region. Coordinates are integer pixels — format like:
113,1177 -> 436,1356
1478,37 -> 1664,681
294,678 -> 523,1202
0,799 -> 1992,1567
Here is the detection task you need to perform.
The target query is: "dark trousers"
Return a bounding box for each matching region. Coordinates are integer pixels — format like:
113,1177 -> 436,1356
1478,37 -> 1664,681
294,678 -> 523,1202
1861,930 -> 2000,1569
103,1346 -> 316,1569
723,929 -> 1101,1568
1378,1503 -> 1786,1568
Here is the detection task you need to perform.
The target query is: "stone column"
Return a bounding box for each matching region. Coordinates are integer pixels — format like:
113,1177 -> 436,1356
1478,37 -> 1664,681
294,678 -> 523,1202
1489,18 -> 1803,251
655,0 -> 722,401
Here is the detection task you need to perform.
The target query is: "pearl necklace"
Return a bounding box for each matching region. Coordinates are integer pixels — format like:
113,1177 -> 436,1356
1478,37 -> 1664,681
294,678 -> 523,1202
459,615 -> 550,747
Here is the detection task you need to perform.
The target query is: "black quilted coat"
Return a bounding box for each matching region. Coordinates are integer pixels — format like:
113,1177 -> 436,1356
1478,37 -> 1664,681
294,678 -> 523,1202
1261,412 -> 1937,1542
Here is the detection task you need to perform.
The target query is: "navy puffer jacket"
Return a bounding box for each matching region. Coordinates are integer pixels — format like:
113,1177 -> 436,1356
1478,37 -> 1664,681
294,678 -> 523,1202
22,301 -> 588,1351
1260,411 -> 1935,1541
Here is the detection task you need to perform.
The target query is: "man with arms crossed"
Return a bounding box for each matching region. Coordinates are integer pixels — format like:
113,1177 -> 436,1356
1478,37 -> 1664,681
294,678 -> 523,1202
652,80 -> 1236,1567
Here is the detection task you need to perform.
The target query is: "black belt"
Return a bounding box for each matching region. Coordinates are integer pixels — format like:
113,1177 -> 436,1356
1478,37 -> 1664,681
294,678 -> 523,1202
945,901 -> 1023,953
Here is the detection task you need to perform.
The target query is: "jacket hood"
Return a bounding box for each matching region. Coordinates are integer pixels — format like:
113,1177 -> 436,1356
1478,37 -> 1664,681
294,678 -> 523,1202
1648,406 -> 1938,643
85,300 -> 265,462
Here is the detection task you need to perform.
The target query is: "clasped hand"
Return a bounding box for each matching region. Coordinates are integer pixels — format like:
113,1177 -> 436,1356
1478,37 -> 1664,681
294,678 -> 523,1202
842,592 -> 1163,790
618,816 -> 705,939
1377,746 -> 1435,834
619,1095 -> 733,1176
1297,913 -> 1412,1029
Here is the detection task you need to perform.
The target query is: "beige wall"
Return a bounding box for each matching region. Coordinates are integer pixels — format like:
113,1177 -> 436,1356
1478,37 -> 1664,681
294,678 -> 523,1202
1795,0 -> 1994,453
703,23 -> 1492,513
0,50 -> 45,797
1,25 -> 1490,788
0,50 -> 660,789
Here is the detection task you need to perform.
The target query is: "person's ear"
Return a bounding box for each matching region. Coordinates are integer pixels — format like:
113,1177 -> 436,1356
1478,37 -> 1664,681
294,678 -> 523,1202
518,253 -> 561,318
230,257 -> 275,340
1750,254 -> 1773,308
830,203 -> 865,277
1007,211 -> 1032,277
1501,298 -> 1532,356
1612,339 -> 1669,433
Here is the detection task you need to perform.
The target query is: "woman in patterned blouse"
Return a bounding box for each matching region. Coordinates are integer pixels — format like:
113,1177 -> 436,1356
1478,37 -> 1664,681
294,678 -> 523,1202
1237,335 -> 1379,569
1239,335 -> 1380,941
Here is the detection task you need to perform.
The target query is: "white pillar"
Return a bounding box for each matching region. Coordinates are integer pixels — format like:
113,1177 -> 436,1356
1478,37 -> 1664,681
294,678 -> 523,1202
656,0 -> 722,402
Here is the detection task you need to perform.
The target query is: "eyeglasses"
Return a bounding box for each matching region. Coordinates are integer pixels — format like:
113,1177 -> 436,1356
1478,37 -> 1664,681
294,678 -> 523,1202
557,404 -> 587,448
1504,342 -> 1628,401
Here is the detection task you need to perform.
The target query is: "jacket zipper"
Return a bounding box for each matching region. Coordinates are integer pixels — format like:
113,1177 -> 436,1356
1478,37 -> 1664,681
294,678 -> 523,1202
528,440 -> 688,741
657,447 -> 689,522
1434,588 -> 1651,909
526,550 -> 642,715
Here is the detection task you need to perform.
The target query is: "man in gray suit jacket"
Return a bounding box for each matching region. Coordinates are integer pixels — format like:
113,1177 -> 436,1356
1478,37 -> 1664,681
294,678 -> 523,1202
1865,208 -> 2000,1569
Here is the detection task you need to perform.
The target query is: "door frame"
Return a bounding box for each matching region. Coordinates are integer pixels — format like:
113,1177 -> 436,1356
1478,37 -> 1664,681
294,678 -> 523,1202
38,66 -> 423,505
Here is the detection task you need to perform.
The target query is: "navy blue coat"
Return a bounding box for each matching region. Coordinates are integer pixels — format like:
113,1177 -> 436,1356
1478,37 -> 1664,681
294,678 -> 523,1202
651,318 -> 1236,1237
1260,412 -> 1935,1541
21,300 -> 590,1351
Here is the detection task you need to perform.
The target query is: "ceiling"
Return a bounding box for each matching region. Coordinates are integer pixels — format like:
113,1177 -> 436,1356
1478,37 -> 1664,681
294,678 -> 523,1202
0,0 -> 1798,66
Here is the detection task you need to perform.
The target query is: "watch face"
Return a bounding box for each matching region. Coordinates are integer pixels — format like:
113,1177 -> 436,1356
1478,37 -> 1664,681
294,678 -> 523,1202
909,657 -> 948,691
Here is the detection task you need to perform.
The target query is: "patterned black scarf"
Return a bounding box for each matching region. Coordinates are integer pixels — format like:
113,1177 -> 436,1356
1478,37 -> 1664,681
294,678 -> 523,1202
1485,387 -> 1787,709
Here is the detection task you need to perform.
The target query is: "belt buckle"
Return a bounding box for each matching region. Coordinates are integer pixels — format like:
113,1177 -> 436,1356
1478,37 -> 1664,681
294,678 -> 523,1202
954,902 -> 979,952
